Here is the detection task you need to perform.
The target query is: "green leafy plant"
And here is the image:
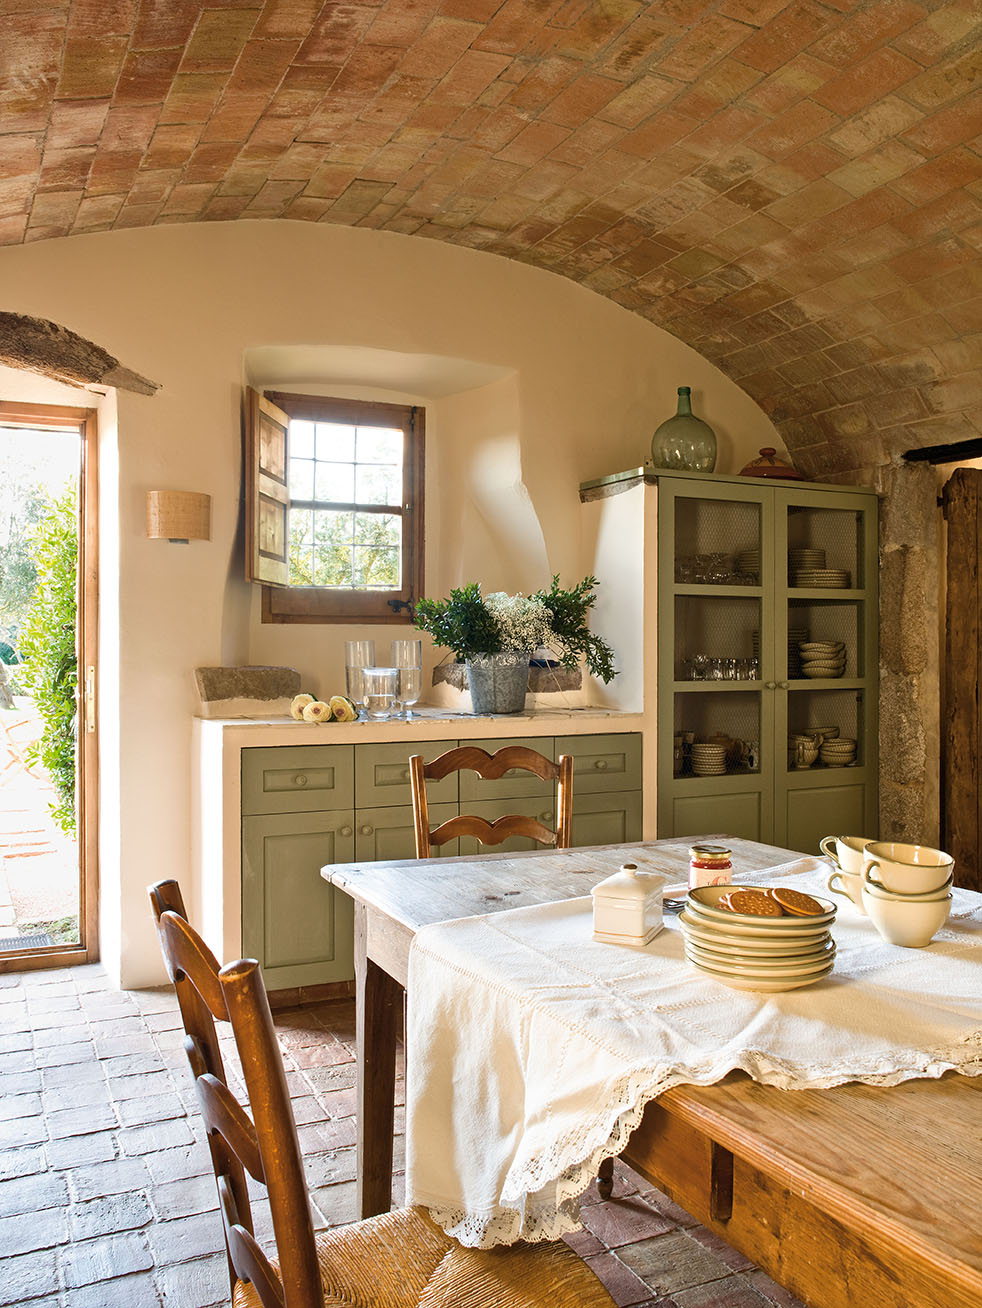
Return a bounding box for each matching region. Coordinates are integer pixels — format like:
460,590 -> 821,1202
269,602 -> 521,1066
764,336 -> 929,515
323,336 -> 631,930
413,582 -> 503,662
413,576 -> 617,682
533,574 -> 617,684
19,486 -> 78,836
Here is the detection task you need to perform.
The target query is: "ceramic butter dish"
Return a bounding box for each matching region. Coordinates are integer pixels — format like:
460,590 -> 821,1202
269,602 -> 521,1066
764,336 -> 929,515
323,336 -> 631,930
592,862 -> 666,947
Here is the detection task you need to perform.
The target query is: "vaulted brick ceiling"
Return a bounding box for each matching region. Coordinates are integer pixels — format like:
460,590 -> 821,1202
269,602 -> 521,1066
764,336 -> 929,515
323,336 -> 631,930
3,1 -> 980,479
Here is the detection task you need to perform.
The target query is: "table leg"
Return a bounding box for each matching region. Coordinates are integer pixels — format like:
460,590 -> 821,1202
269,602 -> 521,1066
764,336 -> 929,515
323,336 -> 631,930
354,903 -> 402,1219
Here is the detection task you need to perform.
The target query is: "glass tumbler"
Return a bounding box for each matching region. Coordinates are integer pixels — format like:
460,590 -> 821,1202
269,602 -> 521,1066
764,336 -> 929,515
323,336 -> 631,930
345,640 -> 375,708
391,638 -> 423,719
362,667 -> 398,719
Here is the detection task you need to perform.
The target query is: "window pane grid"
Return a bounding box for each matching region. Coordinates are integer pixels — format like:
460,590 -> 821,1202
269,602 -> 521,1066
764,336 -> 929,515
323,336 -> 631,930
288,420 -> 404,589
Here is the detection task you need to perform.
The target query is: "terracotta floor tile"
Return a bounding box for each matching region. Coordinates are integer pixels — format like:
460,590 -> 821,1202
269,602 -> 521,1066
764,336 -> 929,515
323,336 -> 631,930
0,963 -> 800,1306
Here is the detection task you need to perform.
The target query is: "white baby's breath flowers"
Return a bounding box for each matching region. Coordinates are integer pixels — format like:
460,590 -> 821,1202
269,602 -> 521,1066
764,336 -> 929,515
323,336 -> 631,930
485,592 -> 554,655
291,693 -> 315,720
302,700 -> 333,723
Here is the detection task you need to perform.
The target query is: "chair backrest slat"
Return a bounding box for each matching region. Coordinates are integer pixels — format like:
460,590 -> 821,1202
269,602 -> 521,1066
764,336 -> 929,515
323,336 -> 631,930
197,1073 -> 266,1182
149,880 -> 323,1308
410,747 -> 574,858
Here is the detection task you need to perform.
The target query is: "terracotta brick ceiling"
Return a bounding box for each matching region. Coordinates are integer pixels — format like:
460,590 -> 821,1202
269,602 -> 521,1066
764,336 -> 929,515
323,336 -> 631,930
2,0 -> 981,479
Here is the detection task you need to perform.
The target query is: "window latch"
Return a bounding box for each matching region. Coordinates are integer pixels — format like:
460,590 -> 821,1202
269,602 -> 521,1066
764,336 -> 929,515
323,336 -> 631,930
387,598 -> 413,614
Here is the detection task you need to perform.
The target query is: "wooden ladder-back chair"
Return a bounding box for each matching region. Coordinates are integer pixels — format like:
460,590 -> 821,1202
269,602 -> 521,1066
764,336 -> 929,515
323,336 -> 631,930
410,745 -> 573,858
148,879 -> 615,1308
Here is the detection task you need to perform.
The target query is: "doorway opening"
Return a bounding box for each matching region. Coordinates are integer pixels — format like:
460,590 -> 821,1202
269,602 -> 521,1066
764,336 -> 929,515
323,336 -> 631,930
0,401 -> 98,970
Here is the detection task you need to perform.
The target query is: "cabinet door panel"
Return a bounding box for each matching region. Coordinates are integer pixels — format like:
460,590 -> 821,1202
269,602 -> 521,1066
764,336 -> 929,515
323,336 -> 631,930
671,791 -> 763,843
571,792 -> 642,847
783,780 -> 869,858
241,745 -> 354,815
356,739 -> 457,808
242,811 -> 354,989
556,733 -> 642,793
355,803 -> 459,861
458,736 -> 555,801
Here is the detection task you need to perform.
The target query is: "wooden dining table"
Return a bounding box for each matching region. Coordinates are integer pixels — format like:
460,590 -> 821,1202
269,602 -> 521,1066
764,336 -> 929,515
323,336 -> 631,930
323,836 -> 982,1308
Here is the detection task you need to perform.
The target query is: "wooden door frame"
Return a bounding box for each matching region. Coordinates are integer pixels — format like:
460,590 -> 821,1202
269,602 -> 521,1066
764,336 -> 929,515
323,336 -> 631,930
942,467 -> 981,893
0,400 -> 99,971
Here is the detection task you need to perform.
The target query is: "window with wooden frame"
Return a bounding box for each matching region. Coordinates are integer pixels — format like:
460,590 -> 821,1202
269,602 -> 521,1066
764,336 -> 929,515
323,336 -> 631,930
245,389 -> 424,623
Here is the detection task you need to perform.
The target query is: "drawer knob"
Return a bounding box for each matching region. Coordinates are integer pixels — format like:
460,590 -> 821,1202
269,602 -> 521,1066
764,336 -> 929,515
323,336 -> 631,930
339,826 -> 352,838
541,811 -> 553,823
360,825 -> 373,836
594,759 -> 608,771
402,769 -> 410,781
294,774 -> 308,786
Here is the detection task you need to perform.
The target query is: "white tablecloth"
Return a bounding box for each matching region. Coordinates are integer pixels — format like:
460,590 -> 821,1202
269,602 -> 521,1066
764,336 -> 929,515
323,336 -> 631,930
404,856 -> 982,1248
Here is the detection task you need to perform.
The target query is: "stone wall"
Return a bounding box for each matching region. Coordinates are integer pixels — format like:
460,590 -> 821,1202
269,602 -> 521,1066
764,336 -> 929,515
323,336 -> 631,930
876,461 -> 940,845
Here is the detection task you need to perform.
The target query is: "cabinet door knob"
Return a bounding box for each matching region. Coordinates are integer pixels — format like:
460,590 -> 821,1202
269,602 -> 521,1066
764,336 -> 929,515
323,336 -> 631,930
360,825 -> 373,836
594,759 -> 609,770
779,680 -> 790,690
765,681 -> 777,690
339,825 -> 352,838
294,774 -> 308,786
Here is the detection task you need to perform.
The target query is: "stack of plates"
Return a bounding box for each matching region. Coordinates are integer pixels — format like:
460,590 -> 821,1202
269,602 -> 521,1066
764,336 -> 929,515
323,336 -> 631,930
792,567 -> 851,589
734,550 -> 760,579
819,737 -> 857,766
691,743 -> 727,776
680,885 -> 837,991
799,640 -> 846,679
789,547 -> 825,572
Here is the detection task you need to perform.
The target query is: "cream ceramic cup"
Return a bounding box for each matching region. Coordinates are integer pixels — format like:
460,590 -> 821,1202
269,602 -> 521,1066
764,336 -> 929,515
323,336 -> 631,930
861,886 -> 951,947
826,869 -> 866,913
820,835 -> 872,875
862,842 -> 954,896
861,869 -> 953,902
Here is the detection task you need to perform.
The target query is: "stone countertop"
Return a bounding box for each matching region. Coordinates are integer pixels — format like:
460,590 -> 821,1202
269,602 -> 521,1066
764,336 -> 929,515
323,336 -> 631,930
194,706 -> 645,747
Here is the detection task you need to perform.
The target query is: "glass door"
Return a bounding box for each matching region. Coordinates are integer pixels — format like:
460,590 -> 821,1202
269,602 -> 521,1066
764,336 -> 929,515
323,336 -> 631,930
0,401 -> 98,971
657,475 -> 775,842
773,486 -> 878,853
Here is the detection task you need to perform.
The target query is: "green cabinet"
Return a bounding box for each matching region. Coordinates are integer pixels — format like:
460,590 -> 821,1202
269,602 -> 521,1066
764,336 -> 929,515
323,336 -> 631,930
242,731 -> 642,989
655,472 -> 877,855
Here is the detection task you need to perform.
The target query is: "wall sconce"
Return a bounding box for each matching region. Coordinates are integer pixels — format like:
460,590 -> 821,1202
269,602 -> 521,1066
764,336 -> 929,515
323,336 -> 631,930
146,490 -> 211,544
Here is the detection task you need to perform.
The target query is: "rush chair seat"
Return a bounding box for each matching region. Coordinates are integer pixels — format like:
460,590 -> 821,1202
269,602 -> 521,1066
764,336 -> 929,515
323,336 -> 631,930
409,745 -> 573,858
148,879 -> 615,1308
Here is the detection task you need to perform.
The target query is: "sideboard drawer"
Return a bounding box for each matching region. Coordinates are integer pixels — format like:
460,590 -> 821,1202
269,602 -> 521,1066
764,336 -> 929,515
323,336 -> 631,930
356,739 -> 458,808
241,746 -> 354,815
556,733 -> 642,794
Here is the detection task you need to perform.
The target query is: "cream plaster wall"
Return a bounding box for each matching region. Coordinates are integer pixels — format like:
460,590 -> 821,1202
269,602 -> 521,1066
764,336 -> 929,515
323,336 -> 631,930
0,220 -> 781,986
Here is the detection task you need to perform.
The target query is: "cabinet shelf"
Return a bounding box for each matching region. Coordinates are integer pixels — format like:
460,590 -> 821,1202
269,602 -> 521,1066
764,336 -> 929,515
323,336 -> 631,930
673,681 -> 762,691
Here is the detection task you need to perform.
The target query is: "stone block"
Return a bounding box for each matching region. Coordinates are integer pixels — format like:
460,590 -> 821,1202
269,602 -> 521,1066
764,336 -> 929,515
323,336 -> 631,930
879,547 -> 930,675
876,463 -> 938,551
879,672 -> 926,785
193,665 -> 301,719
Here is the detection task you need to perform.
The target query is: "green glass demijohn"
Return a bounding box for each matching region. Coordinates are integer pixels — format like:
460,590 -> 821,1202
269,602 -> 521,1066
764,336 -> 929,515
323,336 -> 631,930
650,386 -> 717,472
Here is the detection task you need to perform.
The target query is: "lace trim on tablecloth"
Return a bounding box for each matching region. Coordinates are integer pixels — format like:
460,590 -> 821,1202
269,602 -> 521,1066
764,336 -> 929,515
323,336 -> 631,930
426,1036 -> 982,1248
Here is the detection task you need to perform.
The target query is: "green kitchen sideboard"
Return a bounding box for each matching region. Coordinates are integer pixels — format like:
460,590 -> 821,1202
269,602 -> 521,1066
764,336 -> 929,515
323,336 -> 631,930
241,731 -> 642,990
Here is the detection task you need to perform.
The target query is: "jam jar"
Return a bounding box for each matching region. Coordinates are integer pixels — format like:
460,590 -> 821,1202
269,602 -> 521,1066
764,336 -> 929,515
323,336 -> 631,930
688,843 -> 732,889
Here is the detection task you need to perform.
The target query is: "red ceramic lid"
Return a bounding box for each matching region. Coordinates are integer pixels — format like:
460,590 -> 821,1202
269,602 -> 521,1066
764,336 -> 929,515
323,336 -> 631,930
739,447 -> 804,480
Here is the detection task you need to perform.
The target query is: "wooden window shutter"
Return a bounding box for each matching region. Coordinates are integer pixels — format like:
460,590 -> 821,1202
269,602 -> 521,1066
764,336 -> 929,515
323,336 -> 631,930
245,388 -> 290,586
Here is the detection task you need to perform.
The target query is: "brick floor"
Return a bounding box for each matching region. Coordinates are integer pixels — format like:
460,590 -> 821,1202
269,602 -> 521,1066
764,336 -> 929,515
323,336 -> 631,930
0,964 -> 806,1308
